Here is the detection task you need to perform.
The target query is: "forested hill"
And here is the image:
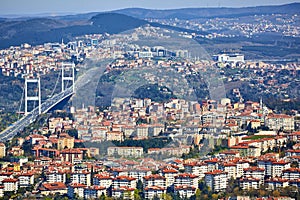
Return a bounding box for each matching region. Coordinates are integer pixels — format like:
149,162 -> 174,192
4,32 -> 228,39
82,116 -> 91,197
114,3 -> 300,19
0,12 -> 207,49
0,13 -> 148,49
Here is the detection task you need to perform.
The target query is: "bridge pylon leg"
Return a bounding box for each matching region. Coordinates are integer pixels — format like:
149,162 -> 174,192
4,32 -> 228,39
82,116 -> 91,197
61,63 -> 75,93
25,77 -> 41,115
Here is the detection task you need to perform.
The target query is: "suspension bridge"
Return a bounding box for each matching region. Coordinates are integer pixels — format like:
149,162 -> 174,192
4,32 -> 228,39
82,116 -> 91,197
0,63 -> 76,142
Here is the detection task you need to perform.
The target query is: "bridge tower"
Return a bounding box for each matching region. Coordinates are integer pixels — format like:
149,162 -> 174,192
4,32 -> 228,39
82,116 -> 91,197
25,77 -> 41,115
61,63 -> 75,93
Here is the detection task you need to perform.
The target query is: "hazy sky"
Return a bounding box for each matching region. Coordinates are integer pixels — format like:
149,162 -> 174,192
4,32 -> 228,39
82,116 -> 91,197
1,0 -> 300,16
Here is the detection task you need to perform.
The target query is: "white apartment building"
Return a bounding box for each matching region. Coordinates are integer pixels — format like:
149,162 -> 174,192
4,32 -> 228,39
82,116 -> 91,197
84,186 -> 107,199
18,173 -> 34,187
265,114 -> 294,131
282,168 -> 300,180
93,174 -> 113,188
174,185 -> 197,199
204,170 -> 228,192
144,186 -> 166,199
143,174 -> 166,189
46,171 -> 67,183
112,176 -> 137,189
112,187 -> 135,199
2,178 -> 18,192
239,177 -> 260,190
174,173 -> 199,188
184,162 -> 208,178
243,167 -> 265,185
107,146 -> 143,158
71,171 -> 91,186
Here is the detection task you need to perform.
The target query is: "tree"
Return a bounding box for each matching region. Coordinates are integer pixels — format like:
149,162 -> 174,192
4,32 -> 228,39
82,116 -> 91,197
170,191 -> 181,200
162,193 -> 173,200
195,188 -> 201,200
291,161 -> 299,168
99,193 -> 106,200
258,189 -> 266,197
272,190 -> 280,197
134,189 -> 141,200
212,193 -> 219,200
233,187 -> 241,196
67,129 -> 78,139
153,195 -> 160,200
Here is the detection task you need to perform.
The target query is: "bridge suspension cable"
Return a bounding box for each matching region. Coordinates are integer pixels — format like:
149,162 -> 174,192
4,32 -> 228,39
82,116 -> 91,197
18,85 -> 25,120
50,68 -> 62,98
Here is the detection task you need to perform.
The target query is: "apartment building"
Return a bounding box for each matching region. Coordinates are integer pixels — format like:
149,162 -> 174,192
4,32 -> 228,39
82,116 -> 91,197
204,170 -> 228,192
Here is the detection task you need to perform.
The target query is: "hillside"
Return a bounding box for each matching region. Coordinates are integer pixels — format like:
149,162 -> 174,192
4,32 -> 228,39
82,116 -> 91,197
0,3 -> 299,49
114,3 -> 300,19
0,13 -> 148,49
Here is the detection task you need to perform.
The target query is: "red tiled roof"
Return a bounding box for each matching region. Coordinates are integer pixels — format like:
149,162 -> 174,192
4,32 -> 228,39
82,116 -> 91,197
272,160 -> 289,165
69,183 -> 86,188
94,174 -> 113,180
244,166 -> 265,172
162,168 -> 178,173
144,186 -> 166,191
174,185 -> 196,190
42,182 -> 67,190
143,174 -> 166,180
283,168 -> 300,173
205,170 -> 227,175
2,178 -> 18,183
114,176 -> 136,181
239,177 -> 260,182
175,173 -> 198,179
112,186 -> 135,191
265,177 -> 289,183
86,185 -> 106,190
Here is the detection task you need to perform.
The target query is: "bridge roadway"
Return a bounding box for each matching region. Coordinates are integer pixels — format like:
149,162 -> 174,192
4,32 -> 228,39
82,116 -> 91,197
0,87 -> 74,142
0,58 -> 112,142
